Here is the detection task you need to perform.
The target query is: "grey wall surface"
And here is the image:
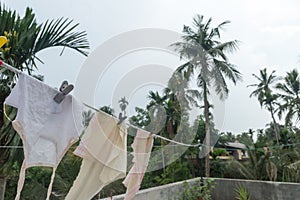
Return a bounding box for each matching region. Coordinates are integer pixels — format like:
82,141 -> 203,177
100,178 -> 300,200
212,178 -> 300,200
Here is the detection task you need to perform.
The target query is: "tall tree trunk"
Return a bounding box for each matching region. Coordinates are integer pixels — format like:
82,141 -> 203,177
166,121 -> 175,138
203,82 -> 210,177
269,104 -> 280,145
0,176 -> 6,200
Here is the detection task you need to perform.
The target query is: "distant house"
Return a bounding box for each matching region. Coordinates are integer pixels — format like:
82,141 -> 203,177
218,142 -> 249,160
186,142 -> 249,162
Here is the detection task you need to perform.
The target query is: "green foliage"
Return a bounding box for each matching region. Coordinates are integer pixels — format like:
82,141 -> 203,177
130,107 -> 150,128
0,5 -> 89,72
98,179 -> 126,199
178,179 -> 215,200
236,132 -> 253,146
280,147 -> 300,183
5,166 -> 58,200
0,106 -> 20,174
159,159 -> 193,185
5,145 -> 82,199
217,132 -> 236,146
141,154 -> 197,190
234,185 -> 251,200
276,69 -> 300,126
173,14 -> 241,177
226,142 -> 269,180
211,148 -> 228,159
210,160 -> 226,178
248,68 -> 280,145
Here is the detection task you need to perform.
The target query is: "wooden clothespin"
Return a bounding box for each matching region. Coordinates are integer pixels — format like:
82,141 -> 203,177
53,80 -> 74,103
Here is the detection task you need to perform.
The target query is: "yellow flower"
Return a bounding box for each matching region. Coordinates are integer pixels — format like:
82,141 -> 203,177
0,36 -> 8,48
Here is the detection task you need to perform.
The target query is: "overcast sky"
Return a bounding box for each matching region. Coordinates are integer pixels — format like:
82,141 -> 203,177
2,0 -> 300,135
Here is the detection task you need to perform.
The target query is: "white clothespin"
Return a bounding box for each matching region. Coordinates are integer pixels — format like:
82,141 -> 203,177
53,81 -> 74,103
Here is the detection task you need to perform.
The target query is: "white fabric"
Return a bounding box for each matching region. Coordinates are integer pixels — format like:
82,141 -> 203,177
66,111 -> 127,200
123,130 -> 153,200
4,73 -> 83,200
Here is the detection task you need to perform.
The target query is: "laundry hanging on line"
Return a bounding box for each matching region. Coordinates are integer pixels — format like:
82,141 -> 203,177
66,111 -> 129,200
1,68 -> 154,200
0,60 -> 201,200
4,72 -> 84,200
123,129 -> 154,200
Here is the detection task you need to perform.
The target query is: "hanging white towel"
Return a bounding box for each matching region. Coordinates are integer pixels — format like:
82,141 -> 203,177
4,73 -> 83,200
66,111 -> 127,200
123,129 -> 153,200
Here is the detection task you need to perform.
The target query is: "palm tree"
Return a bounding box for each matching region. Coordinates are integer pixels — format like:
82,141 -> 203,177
172,14 -> 241,177
147,91 -> 169,135
228,145 -> 273,181
248,68 -> 281,145
276,69 -> 300,127
0,5 -> 89,199
82,110 -> 94,127
119,97 -> 128,111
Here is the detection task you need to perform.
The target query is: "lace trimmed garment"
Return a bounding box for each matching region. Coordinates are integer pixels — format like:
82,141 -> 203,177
4,73 -> 83,200
66,111 -> 127,200
123,129 -> 153,200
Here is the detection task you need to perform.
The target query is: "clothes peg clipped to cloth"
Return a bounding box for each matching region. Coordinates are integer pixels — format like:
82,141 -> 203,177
53,80 -> 74,103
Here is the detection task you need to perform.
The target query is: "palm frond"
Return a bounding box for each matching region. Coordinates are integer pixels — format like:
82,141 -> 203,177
212,40 -> 240,55
211,65 -> 228,99
34,18 -> 89,56
214,59 -> 242,84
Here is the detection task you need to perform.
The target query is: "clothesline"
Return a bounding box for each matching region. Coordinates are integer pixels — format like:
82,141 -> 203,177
0,60 -> 201,148
84,103 -> 201,147
0,146 -> 23,149
0,60 -> 21,74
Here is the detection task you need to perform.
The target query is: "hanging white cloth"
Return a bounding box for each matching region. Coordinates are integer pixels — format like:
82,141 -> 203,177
66,111 -> 127,200
4,73 -> 83,200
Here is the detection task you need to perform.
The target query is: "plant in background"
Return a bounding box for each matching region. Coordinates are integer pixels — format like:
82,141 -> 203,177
172,14 -> 241,177
211,148 -> 229,159
276,69 -> 300,127
179,178 -> 215,200
248,68 -> 281,145
234,185 -> 251,200
0,4 -> 89,199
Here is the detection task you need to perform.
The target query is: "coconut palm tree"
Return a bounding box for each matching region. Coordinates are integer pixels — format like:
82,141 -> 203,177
276,69 -> 300,127
118,96 -> 128,120
248,68 -> 281,145
0,5 -> 89,199
147,91 -> 169,136
172,14 -> 241,177
228,144 -> 270,181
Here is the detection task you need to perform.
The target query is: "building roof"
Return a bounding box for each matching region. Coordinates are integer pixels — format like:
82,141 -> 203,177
224,142 -> 247,149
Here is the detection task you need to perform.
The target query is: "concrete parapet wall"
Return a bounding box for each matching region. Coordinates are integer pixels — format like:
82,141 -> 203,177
100,178 -> 300,200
